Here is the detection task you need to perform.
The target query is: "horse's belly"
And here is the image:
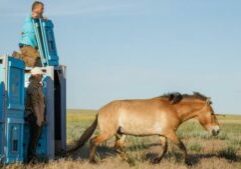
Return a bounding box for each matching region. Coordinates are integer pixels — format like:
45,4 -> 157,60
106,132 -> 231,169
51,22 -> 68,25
118,110 -> 167,136
120,122 -> 164,136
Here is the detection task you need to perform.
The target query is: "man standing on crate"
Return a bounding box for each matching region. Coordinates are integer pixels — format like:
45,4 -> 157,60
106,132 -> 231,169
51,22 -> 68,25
13,1 -> 45,67
25,67 -> 45,163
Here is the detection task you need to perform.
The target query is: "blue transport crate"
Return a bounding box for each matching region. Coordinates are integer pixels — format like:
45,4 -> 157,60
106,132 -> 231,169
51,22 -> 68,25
33,19 -> 59,66
0,55 -> 25,164
23,66 -> 66,161
0,60 -> 66,163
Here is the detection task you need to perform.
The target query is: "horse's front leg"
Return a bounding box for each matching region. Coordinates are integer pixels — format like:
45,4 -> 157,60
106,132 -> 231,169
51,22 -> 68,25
166,132 -> 189,164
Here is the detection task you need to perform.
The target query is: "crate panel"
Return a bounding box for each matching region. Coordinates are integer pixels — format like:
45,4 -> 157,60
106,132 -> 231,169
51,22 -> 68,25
41,20 -> 59,66
5,119 -> 24,164
33,19 -> 59,66
7,57 -> 25,118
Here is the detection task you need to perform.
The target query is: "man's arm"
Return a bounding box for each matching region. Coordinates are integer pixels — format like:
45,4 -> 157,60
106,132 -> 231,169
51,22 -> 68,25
30,89 -> 44,127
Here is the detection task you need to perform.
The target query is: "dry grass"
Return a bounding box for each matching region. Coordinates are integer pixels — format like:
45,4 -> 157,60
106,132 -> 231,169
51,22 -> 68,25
2,110 -> 241,169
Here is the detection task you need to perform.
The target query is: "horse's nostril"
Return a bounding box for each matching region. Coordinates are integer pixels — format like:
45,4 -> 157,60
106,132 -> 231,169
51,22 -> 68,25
212,129 -> 220,136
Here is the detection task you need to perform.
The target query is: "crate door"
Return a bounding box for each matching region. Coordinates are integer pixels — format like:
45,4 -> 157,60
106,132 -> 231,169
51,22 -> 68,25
7,57 -> 25,117
41,20 -> 59,66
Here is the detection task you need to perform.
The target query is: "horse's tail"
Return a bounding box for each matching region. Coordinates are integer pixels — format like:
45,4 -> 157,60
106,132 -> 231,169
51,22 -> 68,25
67,115 -> 98,153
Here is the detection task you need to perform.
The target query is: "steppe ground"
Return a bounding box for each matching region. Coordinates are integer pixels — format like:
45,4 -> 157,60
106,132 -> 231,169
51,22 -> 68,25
2,109 -> 241,169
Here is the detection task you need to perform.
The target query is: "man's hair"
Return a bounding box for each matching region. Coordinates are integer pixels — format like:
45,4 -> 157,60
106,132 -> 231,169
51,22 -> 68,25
32,1 -> 44,11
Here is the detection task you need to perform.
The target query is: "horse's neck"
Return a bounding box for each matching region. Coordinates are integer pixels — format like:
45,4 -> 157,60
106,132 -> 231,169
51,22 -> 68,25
178,101 -> 205,122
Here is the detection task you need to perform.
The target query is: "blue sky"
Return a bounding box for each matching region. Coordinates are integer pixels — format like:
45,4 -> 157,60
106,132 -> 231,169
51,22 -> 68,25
1,0 -> 241,114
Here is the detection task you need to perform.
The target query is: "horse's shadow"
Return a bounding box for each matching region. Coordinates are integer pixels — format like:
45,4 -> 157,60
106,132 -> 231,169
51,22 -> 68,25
65,144 -> 118,160
144,151 -> 241,166
65,142 -> 158,160
187,153 -> 241,165
63,143 -> 241,166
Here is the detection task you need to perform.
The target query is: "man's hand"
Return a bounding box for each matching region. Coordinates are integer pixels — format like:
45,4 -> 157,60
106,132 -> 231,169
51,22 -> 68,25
33,105 -> 44,127
37,118 -> 43,127
32,12 -> 43,19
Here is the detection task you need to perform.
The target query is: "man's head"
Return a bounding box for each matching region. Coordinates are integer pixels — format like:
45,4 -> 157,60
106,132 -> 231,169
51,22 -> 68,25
31,67 -> 44,82
32,1 -> 44,19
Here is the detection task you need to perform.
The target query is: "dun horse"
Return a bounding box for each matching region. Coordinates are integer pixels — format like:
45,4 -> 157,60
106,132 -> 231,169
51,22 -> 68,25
71,92 -> 220,163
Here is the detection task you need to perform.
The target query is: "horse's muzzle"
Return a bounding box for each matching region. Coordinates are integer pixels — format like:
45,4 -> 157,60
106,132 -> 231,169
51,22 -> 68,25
211,127 -> 220,136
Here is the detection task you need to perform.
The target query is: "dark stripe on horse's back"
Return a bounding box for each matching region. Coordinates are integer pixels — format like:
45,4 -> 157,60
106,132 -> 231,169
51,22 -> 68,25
159,92 -> 211,104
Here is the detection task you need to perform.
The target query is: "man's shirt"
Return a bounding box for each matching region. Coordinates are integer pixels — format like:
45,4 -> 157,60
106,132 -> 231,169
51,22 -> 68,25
19,16 -> 38,48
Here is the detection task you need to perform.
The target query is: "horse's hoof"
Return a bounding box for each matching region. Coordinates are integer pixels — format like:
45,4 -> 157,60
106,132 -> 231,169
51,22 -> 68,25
185,159 -> 192,166
119,153 -> 128,161
115,149 -> 123,154
89,159 -> 98,164
151,157 -> 161,164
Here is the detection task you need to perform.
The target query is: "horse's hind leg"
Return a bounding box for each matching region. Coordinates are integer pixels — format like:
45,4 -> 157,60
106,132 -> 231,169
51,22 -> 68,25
152,136 -> 168,164
89,133 -> 113,163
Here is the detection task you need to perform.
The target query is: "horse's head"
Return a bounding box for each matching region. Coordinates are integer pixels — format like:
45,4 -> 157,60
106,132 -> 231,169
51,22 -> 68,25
196,98 -> 220,136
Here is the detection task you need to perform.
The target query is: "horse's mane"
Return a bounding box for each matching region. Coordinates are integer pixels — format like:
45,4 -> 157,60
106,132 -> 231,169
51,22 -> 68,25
159,92 -> 211,104
160,92 -> 183,104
